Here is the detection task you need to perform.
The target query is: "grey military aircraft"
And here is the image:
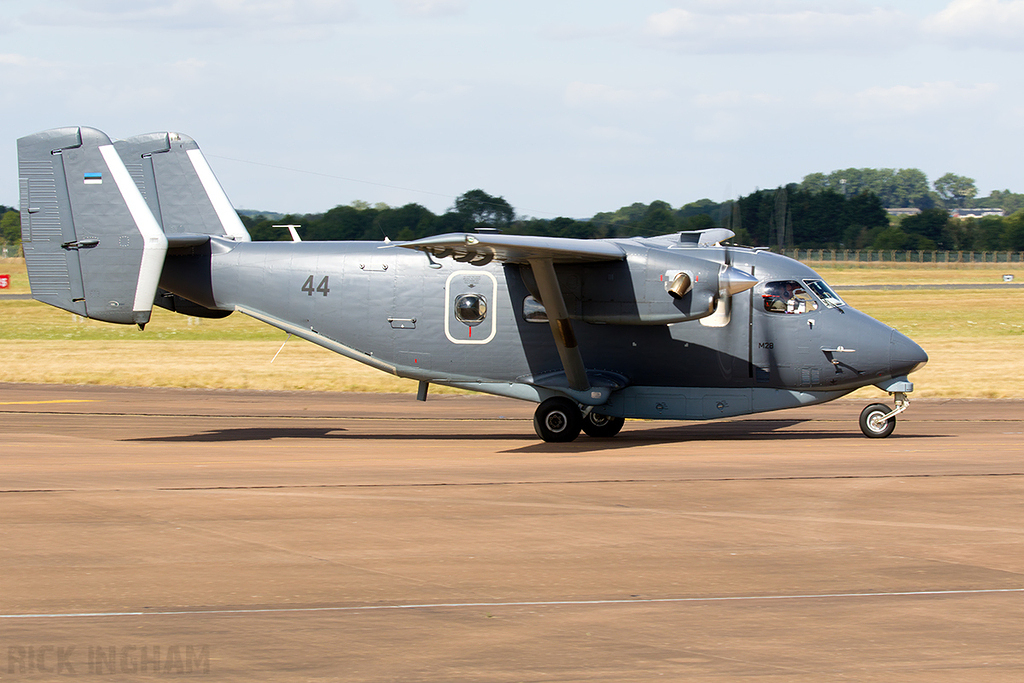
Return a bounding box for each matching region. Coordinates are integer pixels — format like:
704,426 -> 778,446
17,127 -> 927,442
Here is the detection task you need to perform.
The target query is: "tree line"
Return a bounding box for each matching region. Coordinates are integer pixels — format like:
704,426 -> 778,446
1,205 -> 19,246
4,167 -> 1024,252
239,182 -> 1024,252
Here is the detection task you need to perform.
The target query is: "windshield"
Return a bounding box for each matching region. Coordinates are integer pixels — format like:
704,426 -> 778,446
760,280 -> 817,315
803,279 -> 845,308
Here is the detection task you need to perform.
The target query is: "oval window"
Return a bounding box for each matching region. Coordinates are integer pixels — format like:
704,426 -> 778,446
455,293 -> 487,326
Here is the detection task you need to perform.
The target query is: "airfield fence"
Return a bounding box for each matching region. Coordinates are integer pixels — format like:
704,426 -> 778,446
784,249 -> 1024,264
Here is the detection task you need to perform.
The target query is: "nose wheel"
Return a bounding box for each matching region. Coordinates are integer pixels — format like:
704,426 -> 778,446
858,392 -> 910,438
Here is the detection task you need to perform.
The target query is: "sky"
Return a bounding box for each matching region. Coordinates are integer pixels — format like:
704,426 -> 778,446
2,0 -> 1023,219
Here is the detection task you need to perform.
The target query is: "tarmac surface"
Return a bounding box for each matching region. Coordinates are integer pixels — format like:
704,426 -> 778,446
1,383 -> 1022,681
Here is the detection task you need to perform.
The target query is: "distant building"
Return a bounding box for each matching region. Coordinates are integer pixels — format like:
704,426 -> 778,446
951,208 -> 1005,219
886,208 -> 921,217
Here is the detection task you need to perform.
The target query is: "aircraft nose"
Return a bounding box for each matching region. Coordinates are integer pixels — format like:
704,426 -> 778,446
890,329 -> 928,375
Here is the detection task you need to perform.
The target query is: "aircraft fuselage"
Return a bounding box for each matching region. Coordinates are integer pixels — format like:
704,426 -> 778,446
160,237 -> 925,423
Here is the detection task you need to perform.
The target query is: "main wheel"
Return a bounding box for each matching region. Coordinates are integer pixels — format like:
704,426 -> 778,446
581,411 -> 625,438
859,403 -> 896,438
534,397 -> 582,443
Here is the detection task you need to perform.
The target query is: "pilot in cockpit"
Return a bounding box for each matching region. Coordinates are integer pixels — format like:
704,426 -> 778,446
763,280 -> 814,314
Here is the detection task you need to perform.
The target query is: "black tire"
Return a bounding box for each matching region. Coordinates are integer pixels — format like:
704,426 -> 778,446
533,397 -> 582,443
581,412 -> 625,438
859,403 -> 896,438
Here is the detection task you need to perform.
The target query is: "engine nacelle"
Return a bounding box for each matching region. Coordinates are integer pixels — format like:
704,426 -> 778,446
526,247 -> 757,326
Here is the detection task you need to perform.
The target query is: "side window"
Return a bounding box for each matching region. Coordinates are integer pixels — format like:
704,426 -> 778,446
455,293 -> 487,326
522,295 -> 548,323
761,280 -> 818,315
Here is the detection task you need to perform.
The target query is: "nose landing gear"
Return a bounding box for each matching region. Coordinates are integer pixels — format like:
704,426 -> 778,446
859,392 -> 910,438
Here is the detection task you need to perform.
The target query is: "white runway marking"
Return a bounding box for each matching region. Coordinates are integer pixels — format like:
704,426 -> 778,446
4,588 -> 1022,619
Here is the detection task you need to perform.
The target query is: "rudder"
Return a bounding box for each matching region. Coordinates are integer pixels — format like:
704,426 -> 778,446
114,132 -> 250,241
18,126 -> 168,326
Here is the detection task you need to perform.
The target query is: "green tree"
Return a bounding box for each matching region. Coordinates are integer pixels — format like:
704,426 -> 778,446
680,213 -> 716,231
379,203 -> 436,241
591,202 -> 650,230
637,200 -> 678,235
801,168 -> 934,208
452,189 -> 515,228
934,173 -> 977,209
1003,211 -> 1024,251
901,208 -> 951,249
546,217 -> 593,239
872,226 -> 913,250
972,216 -> 1005,251
891,168 -> 933,208
799,172 -> 830,193
1,210 -> 21,246
979,190 -> 1024,214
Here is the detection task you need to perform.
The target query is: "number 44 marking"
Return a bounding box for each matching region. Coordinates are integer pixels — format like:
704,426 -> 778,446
302,275 -> 331,297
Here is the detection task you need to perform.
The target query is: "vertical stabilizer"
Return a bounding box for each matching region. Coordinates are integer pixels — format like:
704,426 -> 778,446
18,126 -> 168,325
115,132 -> 250,241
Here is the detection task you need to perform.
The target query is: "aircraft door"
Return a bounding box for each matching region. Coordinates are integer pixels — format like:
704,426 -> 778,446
444,270 -> 497,344
751,279 -> 823,387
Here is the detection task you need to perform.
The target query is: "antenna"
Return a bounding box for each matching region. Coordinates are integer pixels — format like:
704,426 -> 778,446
273,225 -> 302,242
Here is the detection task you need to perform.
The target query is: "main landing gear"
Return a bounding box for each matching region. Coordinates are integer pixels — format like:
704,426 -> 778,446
533,397 -> 625,443
859,392 -> 910,439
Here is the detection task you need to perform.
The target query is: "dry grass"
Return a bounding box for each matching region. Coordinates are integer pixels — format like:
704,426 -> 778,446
812,262 -> 1020,286
0,339 -> 425,393
0,257 -> 28,294
841,288 -> 1023,398
2,258 -> 1021,397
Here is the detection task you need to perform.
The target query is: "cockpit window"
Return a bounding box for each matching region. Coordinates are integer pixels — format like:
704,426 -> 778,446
803,279 -> 845,308
761,280 -> 818,315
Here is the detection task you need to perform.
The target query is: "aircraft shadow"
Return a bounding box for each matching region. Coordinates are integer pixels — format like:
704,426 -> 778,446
124,427 -> 532,443
509,420 -> 950,454
123,420 -> 950,447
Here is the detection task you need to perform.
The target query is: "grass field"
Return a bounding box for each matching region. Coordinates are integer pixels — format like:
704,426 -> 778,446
1,257 -> 1021,398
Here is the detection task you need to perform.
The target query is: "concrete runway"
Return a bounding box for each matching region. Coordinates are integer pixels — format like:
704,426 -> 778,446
2,383 -> 1022,681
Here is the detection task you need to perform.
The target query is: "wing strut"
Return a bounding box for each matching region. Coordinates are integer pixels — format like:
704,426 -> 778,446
529,258 -> 590,392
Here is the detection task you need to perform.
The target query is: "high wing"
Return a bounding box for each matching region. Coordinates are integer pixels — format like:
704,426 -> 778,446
395,232 -> 626,399
394,230 -> 757,401
394,232 -> 626,266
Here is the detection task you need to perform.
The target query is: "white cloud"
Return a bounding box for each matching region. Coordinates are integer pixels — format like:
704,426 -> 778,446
924,0 -> 1024,48
564,81 -> 670,107
410,84 -> 471,104
814,81 -> 1000,122
645,4 -> 911,53
20,0 -> 358,33
686,90 -> 785,143
327,74 -> 401,102
393,0 -> 468,17
579,125 -> 653,146
0,53 -> 35,66
692,90 -> 779,109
